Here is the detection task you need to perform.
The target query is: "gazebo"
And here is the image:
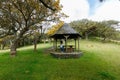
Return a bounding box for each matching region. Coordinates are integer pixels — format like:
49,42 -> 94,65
50,23 -> 82,58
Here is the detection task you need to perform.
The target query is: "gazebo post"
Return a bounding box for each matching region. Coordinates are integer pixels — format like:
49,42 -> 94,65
55,38 -> 57,51
65,39 -> 67,52
53,38 -> 55,50
64,35 -> 69,52
78,37 -> 80,52
74,39 -> 77,51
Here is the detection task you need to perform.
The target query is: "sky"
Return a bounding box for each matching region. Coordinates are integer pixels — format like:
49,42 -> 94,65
60,0 -> 120,22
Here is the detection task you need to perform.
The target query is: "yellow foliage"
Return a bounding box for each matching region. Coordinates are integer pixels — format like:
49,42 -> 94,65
53,0 -> 62,10
47,21 -> 64,36
0,39 -> 3,43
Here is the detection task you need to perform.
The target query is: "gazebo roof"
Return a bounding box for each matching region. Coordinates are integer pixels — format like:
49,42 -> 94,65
51,23 -> 81,39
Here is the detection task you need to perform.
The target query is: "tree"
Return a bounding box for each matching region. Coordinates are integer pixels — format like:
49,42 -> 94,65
47,21 -> 64,36
0,38 -> 5,50
29,25 -> 42,52
0,35 -> 14,50
96,21 -> 118,41
70,19 -> 97,39
70,19 -> 119,41
0,0 -> 63,56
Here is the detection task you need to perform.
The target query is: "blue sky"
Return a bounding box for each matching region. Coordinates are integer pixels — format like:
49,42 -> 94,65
60,0 -> 120,22
87,0 -> 100,15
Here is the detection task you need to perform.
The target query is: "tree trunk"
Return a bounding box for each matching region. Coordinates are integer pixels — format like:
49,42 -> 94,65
34,36 -> 38,52
10,42 -> 17,57
2,44 -> 5,50
1,42 -> 5,50
85,33 -> 88,40
102,37 -> 106,42
0,44 -> 3,50
34,40 -> 37,52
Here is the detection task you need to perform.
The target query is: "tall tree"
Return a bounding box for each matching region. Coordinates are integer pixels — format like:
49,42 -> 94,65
0,0 -> 63,56
70,19 -> 119,40
96,21 -> 118,41
70,19 -> 97,39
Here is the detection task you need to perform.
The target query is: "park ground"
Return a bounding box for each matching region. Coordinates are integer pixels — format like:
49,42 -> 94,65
0,40 -> 120,80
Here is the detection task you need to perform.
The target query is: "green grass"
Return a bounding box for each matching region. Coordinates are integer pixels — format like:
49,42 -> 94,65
0,40 -> 120,80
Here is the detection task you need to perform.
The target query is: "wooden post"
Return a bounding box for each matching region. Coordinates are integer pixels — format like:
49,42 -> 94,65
78,37 -> 80,52
65,39 -> 67,52
53,38 -> 57,51
53,38 -> 55,50
64,35 -> 69,52
55,39 -> 57,51
75,39 -> 76,51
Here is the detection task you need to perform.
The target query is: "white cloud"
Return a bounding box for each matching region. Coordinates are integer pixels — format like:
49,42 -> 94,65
60,0 -> 89,22
89,0 -> 120,21
61,0 -> 120,22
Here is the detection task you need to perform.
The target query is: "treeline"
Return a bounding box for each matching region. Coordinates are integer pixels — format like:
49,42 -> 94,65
70,19 -> 120,41
0,29 -> 47,50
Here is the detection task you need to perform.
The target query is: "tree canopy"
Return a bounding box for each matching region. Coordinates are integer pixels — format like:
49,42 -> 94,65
0,0 -> 64,56
47,21 -> 64,36
70,19 -> 119,41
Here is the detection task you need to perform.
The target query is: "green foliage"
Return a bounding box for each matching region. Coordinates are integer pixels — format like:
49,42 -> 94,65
70,19 -> 119,41
70,19 -> 98,39
98,72 -> 116,80
96,21 -> 118,40
0,0 -> 65,54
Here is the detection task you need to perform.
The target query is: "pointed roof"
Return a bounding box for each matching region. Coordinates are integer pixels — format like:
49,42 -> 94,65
54,23 -> 78,34
51,23 -> 81,39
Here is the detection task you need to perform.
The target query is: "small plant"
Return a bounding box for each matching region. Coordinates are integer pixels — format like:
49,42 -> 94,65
98,71 -> 116,80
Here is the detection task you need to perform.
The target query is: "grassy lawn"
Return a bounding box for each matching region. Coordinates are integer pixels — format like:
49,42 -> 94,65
0,40 -> 120,80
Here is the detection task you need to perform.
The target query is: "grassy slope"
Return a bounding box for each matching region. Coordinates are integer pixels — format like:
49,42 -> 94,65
0,40 -> 120,80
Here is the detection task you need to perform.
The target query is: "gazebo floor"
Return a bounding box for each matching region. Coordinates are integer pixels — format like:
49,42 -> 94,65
50,52 -> 83,59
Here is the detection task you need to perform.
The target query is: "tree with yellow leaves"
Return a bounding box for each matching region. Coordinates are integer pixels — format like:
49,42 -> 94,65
47,21 -> 64,36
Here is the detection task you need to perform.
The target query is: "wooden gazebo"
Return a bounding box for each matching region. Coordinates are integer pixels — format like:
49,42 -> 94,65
50,23 -> 82,58
51,23 -> 81,51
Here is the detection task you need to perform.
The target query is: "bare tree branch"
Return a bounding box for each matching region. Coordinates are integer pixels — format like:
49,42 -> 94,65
39,0 -> 56,11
